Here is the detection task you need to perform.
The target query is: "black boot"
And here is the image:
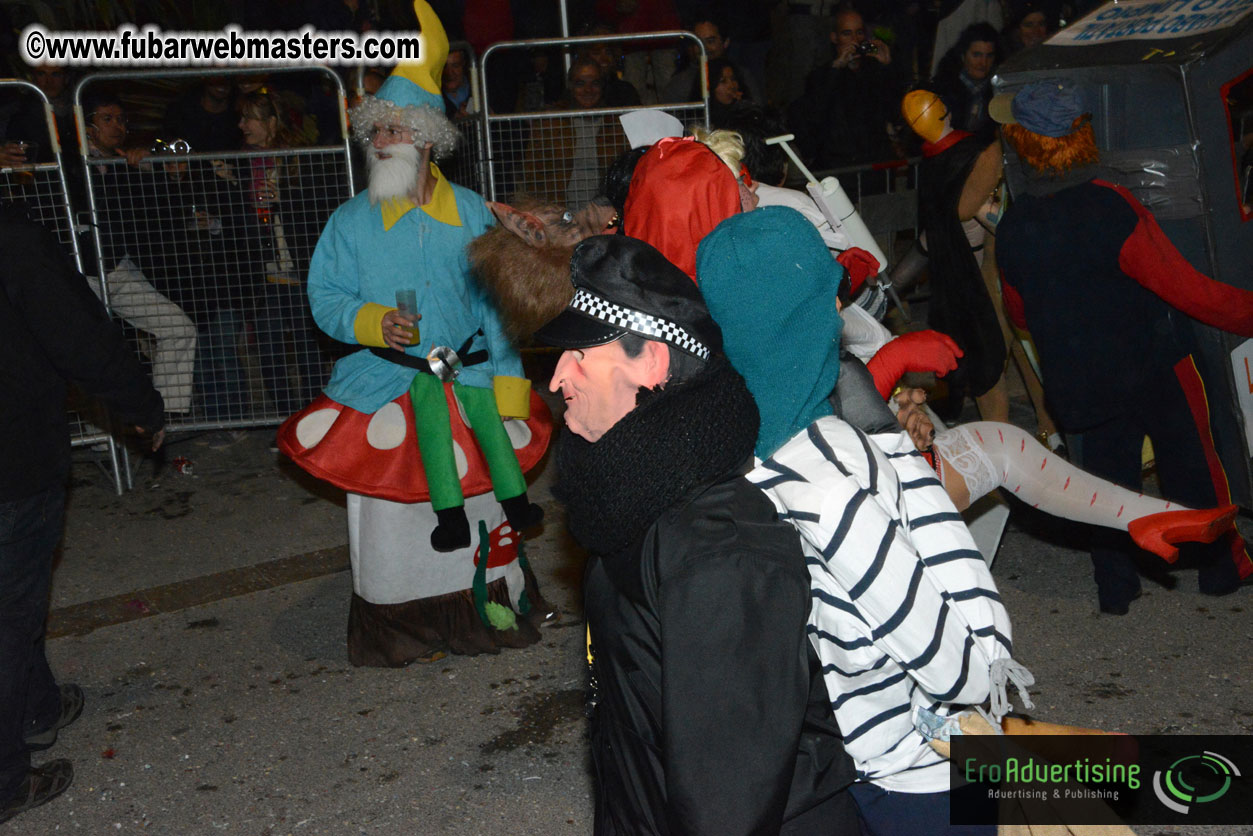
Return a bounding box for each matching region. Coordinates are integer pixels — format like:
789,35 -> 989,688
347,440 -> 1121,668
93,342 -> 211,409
431,506 -> 471,552
501,493 -> 544,533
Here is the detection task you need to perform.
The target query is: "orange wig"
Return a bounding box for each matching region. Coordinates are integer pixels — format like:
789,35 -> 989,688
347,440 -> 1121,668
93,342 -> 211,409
1002,117 -> 1099,176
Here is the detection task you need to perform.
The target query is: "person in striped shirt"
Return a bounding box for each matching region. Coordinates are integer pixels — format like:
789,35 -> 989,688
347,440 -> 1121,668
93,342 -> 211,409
699,206 -> 1022,835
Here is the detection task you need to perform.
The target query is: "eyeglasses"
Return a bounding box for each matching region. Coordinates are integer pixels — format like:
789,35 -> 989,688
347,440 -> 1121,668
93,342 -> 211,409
370,124 -> 412,141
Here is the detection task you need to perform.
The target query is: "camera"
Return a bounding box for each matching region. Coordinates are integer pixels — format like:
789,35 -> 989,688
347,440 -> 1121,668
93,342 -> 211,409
855,41 -> 878,56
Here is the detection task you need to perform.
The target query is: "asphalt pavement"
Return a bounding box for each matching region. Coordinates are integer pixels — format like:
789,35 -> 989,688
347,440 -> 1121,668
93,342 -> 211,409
12,365 -> 1253,835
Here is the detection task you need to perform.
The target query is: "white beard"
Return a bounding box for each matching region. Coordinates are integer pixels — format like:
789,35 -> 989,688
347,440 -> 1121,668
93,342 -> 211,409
367,143 -> 420,204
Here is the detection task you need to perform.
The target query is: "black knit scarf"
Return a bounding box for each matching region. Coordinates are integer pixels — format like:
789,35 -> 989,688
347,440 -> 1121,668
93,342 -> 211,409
553,353 -> 760,560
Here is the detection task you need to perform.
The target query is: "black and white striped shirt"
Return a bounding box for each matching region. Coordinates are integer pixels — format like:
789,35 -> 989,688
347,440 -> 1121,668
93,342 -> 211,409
749,417 -> 1014,791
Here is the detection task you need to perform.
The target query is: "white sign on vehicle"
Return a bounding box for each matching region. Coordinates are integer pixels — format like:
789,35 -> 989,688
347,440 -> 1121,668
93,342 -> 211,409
1048,0 -> 1253,45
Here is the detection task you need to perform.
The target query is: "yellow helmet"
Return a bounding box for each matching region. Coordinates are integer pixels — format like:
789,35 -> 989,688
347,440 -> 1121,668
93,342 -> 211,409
901,89 -> 949,143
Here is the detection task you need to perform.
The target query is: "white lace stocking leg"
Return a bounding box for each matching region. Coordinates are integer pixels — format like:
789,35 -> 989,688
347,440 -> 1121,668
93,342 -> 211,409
932,422 -> 1181,530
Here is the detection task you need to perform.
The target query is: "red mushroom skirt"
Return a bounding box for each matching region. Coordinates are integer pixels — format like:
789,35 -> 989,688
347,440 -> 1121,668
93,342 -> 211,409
278,384 -> 556,666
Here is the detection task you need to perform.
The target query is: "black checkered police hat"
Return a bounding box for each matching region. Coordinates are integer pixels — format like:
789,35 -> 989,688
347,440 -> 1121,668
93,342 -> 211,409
535,235 -> 722,361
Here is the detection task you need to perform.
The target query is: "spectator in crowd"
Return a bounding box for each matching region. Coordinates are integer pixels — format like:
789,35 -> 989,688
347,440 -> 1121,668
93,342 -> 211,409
161,76 -> 242,154
536,234 -> 859,833
1,65 -> 76,165
80,92 -> 200,417
789,6 -> 901,172
593,0 -> 681,103
233,88 -> 335,416
721,0 -> 774,106
929,0 -> 1004,80
928,22 -> 1001,140
1,200 -> 164,828
514,48 -> 566,111
769,0 -> 836,109
662,15 -> 763,104
235,74 -> 331,146
1004,3 -> 1055,54
442,42 -> 474,117
522,57 -> 630,206
705,58 -> 750,124
578,22 -> 642,107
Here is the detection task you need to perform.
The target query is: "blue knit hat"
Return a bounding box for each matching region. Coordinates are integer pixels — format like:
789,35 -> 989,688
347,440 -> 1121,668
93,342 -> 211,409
697,206 -> 845,460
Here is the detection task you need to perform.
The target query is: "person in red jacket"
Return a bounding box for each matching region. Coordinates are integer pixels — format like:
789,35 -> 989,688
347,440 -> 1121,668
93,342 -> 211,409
993,80 -> 1253,613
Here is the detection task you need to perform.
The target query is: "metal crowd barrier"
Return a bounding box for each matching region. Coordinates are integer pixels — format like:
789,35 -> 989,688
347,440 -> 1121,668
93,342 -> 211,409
443,113 -> 489,196
1,78 -> 128,494
75,67 -> 354,446
479,32 -> 709,204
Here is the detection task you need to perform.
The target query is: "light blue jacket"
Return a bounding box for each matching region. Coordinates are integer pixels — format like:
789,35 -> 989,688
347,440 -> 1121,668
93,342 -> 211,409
307,183 -> 521,414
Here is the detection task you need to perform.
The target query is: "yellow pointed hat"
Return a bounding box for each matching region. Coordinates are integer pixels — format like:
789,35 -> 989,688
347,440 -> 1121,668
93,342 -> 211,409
350,0 -> 458,155
375,0 -> 448,111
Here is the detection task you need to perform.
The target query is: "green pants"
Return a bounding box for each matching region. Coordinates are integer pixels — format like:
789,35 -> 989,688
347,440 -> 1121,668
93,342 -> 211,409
408,373 -> 525,511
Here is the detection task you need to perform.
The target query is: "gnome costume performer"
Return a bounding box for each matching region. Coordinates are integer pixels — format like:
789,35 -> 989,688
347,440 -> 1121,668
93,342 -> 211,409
277,0 -> 553,666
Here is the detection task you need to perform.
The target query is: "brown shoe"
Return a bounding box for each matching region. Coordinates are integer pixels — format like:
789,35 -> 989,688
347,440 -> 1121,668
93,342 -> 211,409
0,759 -> 73,825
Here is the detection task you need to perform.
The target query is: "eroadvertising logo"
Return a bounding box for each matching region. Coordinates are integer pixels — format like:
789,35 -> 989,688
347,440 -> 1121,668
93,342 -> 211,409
1152,751 -> 1240,814
950,735 -> 1252,826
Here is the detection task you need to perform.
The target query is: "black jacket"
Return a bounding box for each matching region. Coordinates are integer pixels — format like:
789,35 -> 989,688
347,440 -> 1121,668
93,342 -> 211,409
790,60 -> 899,170
0,204 -> 163,501
556,354 -> 856,835
585,478 -> 856,835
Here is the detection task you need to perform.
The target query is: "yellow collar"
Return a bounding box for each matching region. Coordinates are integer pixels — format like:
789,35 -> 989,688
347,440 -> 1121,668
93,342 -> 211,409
379,164 -> 462,230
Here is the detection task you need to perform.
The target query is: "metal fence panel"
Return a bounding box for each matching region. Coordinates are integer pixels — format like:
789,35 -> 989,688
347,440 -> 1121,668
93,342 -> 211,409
479,32 -> 709,205
483,104 -> 709,206
76,67 -> 354,435
1,78 -> 126,493
443,113 -> 488,195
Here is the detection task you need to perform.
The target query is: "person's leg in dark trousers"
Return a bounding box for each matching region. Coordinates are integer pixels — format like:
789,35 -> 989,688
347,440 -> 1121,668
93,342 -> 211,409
1072,413 -> 1147,613
848,782 -> 996,836
0,486 -> 65,802
1144,356 -> 1250,594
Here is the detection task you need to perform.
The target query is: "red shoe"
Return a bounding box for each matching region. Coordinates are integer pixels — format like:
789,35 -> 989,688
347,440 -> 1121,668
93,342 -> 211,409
1127,504 -> 1238,562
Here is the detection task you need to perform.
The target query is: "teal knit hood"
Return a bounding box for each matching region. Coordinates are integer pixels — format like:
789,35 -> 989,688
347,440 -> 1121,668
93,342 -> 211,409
697,207 -> 845,460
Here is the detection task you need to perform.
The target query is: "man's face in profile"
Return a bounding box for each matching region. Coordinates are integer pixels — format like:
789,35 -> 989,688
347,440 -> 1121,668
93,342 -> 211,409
88,105 -> 127,153
550,340 -> 655,442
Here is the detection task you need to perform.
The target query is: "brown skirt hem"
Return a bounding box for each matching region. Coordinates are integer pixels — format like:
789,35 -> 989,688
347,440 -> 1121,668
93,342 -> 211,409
346,564 -> 555,667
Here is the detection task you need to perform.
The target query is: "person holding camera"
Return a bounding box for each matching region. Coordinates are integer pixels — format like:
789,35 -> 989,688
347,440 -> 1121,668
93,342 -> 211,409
789,6 -> 901,172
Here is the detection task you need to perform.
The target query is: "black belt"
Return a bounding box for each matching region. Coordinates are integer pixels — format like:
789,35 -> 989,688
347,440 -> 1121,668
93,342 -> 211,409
370,330 -> 487,374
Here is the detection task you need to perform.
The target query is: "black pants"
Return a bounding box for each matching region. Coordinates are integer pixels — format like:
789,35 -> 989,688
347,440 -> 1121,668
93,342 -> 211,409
1071,355 -> 1249,608
0,485 -> 65,800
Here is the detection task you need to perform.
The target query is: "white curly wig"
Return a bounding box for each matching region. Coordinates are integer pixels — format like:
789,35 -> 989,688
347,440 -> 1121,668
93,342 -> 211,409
349,96 -> 460,160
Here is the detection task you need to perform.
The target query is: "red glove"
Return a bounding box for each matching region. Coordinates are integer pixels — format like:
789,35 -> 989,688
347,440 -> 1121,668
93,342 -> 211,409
836,247 -> 881,296
865,330 -> 964,398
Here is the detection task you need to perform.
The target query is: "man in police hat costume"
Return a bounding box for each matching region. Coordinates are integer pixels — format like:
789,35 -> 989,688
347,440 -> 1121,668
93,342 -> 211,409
537,233 -> 857,834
